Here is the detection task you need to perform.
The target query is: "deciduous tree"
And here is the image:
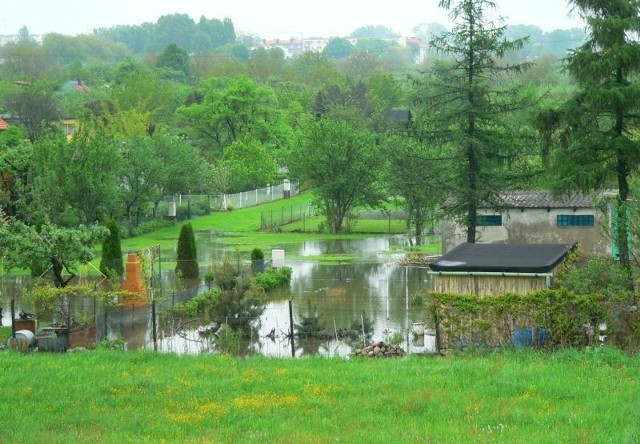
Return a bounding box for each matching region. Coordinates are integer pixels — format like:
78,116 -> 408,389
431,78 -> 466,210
176,75 -> 289,160
291,117 -> 382,233
3,81 -> 62,143
0,218 -> 108,288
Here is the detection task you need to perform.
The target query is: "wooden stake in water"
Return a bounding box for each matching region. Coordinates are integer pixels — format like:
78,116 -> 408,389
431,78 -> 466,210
361,313 -> 366,347
10,298 -> 16,339
289,299 -> 295,358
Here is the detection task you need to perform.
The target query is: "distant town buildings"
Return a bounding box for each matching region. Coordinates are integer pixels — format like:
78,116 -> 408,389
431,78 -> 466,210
261,35 -> 428,63
0,32 -> 427,63
0,34 -> 42,45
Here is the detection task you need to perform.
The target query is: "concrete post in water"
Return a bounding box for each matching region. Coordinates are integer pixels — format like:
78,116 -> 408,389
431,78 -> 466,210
272,249 -> 285,268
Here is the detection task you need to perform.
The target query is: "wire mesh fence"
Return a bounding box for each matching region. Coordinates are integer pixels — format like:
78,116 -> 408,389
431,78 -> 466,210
260,202 -> 317,231
87,266 -> 437,358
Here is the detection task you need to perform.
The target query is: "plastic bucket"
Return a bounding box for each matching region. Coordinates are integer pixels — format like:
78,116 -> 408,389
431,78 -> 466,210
514,328 -> 532,347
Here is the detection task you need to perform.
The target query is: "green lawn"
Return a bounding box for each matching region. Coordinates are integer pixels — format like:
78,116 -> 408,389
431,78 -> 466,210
118,192 -> 441,261
1,347 -> 638,443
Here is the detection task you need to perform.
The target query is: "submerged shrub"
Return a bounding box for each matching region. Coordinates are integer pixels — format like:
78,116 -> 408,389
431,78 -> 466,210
216,324 -> 242,355
254,266 -> 292,291
251,248 -> 264,261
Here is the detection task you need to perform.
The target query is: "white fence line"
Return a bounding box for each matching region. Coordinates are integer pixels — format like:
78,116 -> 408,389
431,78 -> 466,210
220,181 -> 300,210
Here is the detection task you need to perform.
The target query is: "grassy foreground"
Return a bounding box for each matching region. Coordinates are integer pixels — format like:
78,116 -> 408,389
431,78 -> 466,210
1,348 -> 639,443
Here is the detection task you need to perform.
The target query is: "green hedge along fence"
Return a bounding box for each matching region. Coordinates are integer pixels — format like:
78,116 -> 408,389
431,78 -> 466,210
430,289 -> 640,352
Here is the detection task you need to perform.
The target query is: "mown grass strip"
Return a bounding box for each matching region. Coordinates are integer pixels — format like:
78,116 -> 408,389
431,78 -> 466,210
0,347 -> 638,443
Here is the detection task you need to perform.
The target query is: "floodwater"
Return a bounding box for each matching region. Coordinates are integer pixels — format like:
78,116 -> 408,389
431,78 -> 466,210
1,235 -> 438,357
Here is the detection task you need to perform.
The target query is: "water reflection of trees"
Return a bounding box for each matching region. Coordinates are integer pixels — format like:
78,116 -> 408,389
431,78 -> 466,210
285,262 -> 430,337
0,251 -> 433,356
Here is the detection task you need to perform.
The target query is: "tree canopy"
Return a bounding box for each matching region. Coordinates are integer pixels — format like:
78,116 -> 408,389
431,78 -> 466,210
0,216 -> 108,288
548,0 -> 640,271
291,117 -> 382,233
412,0 -> 535,243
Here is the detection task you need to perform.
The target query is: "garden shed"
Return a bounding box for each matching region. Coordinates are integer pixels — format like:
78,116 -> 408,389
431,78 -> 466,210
428,242 -> 575,296
440,190 -> 615,257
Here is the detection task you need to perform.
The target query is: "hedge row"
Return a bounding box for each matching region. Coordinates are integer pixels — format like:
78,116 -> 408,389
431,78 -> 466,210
430,289 -> 640,352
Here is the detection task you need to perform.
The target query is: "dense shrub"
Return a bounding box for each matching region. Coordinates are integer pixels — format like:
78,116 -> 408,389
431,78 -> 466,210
164,262 -> 289,339
555,256 -> 633,296
251,248 -> 264,261
166,290 -> 219,318
175,199 -> 211,220
118,220 -> 173,239
254,266 -> 292,291
251,248 -> 265,274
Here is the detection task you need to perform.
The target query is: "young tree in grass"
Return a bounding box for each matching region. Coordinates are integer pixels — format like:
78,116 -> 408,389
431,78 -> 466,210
175,222 -> 199,278
0,219 -> 108,288
99,220 -> 124,278
290,116 -> 383,233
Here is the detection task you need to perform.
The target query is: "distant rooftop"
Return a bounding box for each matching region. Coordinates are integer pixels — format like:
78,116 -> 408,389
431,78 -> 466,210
444,190 -> 616,209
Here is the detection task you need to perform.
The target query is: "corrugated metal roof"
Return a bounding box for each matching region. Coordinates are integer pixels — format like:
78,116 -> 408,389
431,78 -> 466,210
495,190 -> 597,208
443,190 -> 615,209
0,118 -> 8,131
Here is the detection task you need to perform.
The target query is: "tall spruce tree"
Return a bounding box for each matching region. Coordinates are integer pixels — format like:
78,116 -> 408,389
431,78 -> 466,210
175,222 -> 199,278
413,0 -> 534,243
99,220 -> 124,278
552,0 -> 640,272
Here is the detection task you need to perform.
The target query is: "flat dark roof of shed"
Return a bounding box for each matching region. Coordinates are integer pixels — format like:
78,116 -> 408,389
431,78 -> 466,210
430,242 -> 575,274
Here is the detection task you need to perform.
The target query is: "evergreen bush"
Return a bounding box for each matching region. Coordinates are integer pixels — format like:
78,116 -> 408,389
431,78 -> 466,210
99,220 -> 124,278
251,248 -> 264,261
175,222 -> 199,278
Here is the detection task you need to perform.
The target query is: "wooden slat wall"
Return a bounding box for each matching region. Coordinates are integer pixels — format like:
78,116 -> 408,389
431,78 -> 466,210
431,274 -> 547,296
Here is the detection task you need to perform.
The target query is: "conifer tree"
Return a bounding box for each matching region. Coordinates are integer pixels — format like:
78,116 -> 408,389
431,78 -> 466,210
175,222 -> 199,278
413,0 -> 534,243
99,220 -> 124,278
552,0 -> 640,272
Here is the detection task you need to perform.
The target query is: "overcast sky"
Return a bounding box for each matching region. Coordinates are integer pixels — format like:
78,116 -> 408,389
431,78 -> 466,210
0,0 -> 583,39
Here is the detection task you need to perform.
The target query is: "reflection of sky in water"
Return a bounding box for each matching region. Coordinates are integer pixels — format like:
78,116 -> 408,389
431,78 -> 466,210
297,236 -> 414,260
0,235 -> 436,357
